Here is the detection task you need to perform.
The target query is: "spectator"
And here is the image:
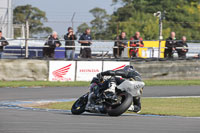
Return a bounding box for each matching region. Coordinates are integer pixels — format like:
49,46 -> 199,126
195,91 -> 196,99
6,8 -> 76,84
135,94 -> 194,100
129,32 -> 144,58
113,32 -> 128,58
176,36 -> 188,59
64,27 -> 77,60
164,32 -> 176,58
0,30 -> 9,59
78,28 -> 92,58
43,31 -> 61,58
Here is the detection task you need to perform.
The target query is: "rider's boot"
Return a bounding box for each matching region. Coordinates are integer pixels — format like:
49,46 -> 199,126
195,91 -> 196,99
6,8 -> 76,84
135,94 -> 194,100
128,105 -> 141,113
128,97 -> 141,113
85,92 -> 95,111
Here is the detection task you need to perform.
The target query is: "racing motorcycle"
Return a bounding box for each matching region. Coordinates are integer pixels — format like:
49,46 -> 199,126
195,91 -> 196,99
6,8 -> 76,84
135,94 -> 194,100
71,76 -> 145,116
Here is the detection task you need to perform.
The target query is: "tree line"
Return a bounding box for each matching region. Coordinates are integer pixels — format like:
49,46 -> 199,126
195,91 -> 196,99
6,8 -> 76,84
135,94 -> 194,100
77,0 -> 200,40
13,0 -> 200,40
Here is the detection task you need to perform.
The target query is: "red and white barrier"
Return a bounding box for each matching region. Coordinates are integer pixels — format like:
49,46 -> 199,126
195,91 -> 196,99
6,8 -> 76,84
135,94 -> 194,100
103,61 -> 130,71
48,61 -> 130,81
76,61 -> 102,81
49,61 -> 76,81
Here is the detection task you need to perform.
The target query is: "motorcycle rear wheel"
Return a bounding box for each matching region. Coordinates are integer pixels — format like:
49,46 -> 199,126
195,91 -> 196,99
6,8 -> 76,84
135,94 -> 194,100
107,92 -> 132,116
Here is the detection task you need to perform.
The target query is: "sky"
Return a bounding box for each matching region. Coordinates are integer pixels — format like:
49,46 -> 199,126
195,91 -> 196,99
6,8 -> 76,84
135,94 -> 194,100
13,0 -> 121,36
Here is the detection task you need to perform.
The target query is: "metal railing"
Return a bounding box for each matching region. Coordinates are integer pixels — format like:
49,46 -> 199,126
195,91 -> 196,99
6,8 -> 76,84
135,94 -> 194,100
0,39 -> 200,60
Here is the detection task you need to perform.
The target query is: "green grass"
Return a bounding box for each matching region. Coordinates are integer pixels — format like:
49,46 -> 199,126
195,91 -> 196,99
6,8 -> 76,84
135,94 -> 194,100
0,81 -> 90,88
34,101 -> 74,110
144,80 -> 200,86
32,97 -> 200,117
141,97 -> 200,117
0,80 -> 200,87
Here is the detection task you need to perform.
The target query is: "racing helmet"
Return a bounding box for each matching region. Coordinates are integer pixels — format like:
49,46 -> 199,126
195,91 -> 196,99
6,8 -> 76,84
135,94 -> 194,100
123,65 -> 135,72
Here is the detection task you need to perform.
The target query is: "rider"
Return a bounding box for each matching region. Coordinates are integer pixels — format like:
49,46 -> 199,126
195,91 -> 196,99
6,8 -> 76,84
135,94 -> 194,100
86,65 -> 143,113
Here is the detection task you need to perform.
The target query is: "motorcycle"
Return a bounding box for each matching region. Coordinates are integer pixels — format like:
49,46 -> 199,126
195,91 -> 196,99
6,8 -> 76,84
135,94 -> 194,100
71,76 -> 145,116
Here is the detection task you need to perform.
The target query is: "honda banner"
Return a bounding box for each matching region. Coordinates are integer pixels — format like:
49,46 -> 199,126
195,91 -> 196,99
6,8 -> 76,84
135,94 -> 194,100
103,61 -> 130,71
76,61 -> 102,81
49,61 -> 76,81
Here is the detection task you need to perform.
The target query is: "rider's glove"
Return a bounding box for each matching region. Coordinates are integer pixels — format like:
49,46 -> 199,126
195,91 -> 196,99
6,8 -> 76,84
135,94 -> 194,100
97,73 -> 103,82
97,73 -> 102,79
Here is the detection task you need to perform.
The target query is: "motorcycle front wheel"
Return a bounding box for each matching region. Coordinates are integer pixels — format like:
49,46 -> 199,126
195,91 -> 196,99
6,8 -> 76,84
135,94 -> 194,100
71,93 -> 88,115
107,92 -> 132,116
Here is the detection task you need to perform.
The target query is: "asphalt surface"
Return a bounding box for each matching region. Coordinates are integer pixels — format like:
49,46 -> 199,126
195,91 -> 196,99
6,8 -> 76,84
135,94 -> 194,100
0,86 -> 200,133
0,86 -> 200,101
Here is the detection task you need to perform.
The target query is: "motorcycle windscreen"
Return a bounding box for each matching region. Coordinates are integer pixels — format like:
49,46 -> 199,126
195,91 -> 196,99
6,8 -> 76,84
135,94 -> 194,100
117,80 -> 145,97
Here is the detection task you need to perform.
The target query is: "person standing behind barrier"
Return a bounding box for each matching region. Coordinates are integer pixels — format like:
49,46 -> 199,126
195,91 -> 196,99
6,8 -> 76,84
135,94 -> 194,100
0,30 -> 9,59
164,32 -> 176,58
113,32 -> 128,58
78,28 -> 92,58
176,36 -> 188,59
64,27 -> 77,60
129,32 -> 144,58
43,31 -> 61,58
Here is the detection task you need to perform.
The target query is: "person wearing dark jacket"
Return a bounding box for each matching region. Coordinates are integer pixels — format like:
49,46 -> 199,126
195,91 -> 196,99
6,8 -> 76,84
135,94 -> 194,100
78,28 -> 92,58
176,36 -> 188,58
0,30 -> 9,58
64,27 -> 77,60
113,32 -> 128,58
129,32 -> 144,58
43,31 -> 61,58
164,32 -> 176,58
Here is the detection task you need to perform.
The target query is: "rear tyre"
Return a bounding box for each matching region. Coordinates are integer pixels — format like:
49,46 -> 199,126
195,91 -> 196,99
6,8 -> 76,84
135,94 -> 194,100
71,93 -> 88,115
107,92 -> 132,116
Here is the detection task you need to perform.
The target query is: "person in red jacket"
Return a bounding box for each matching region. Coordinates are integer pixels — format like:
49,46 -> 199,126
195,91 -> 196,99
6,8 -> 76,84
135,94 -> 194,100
129,32 -> 144,58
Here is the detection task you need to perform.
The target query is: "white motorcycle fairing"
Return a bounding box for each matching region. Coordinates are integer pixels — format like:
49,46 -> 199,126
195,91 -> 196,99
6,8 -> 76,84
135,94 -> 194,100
117,80 -> 145,97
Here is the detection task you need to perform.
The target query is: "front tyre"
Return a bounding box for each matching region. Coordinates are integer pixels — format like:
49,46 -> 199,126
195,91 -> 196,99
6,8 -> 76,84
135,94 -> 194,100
107,92 -> 132,116
71,93 -> 88,115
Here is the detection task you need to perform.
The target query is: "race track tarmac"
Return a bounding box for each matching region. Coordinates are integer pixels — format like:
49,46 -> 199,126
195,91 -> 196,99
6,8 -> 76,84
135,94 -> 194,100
0,86 -> 200,133
0,86 -> 200,101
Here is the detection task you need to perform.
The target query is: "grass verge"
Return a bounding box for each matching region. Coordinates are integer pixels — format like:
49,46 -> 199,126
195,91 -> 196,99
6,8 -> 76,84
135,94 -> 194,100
32,97 -> 200,117
0,81 -> 90,88
144,80 -> 200,86
1,80 -> 200,87
141,97 -> 200,117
